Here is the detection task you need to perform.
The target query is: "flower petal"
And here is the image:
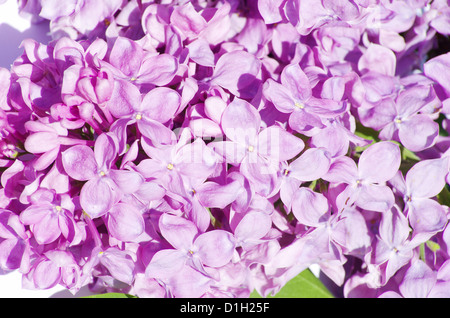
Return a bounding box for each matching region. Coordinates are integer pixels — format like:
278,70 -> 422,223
159,213 -> 197,251
61,145 -> 97,181
195,230 -> 235,267
358,141 -> 401,183
107,203 -> 145,242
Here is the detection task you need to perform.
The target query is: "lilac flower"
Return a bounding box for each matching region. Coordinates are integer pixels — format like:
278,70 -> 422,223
108,82 -> 181,151
82,246 -> 137,287
362,84 -> 440,152
19,188 -> 81,245
38,0 -> 123,40
0,209 -> 31,273
373,206 -> 418,285
103,36 -> 179,87
145,214 -> 235,285
22,250 -> 81,292
213,97 -> 304,197
62,132 -> 144,220
263,63 -> 345,135
209,50 -> 262,100
379,259 -> 438,298
389,157 -> 449,241
277,147 -> 331,212
323,141 -> 401,212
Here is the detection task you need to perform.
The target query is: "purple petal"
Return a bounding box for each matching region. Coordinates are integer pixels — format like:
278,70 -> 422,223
240,154 -> 278,197
408,199 -> 447,236
358,141 -> 401,183
288,109 -> 325,133
196,181 -> 242,209
137,54 -> 178,86
291,187 -> 329,227
166,264 -> 211,298
108,37 -> 144,78
358,44 -> 396,76
170,2 -> 207,38
24,132 -> 59,154
80,177 -> 120,219
145,249 -> 186,279
109,169 -> 144,195
233,210 -> 272,243
263,79 -> 296,113
424,52 -> 450,96
399,260 -> 437,298
355,184 -> 395,212
31,214 -> 61,244
211,141 -> 247,165
107,79 -> 140,118
280,63 -> 312,101
19,205 -> 51,225
137,120 -> 177,146
398,115 -> 439,152
107,203 -> 145,242
406,157 -> 449,199
94,133 -> 118,172
378,206 -> 411,249
204,96 -> 227,123
211,50 -> 261,97
280,177 -> 302,212
61,145 -> 98,181
395,85 -> 435,117
289,148 -> 331,181
257,126 -> 305,162
100,248 -> 135,285
187,38 -> 215,67
194,230 -> 235,267
221,98 -> 261,144
33,260 -> 60,289
159,213 -> 197,251
0,238 -> 27,271
140,87 -> 181,123
175,138 -> 218,181
258,0 -> 286,24
322,155 -> 358,184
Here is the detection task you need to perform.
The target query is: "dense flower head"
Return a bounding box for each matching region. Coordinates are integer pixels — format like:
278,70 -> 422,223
0,0 -> 449,298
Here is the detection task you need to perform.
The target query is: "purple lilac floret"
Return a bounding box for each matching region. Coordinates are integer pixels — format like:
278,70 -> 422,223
0,0 -> 449,298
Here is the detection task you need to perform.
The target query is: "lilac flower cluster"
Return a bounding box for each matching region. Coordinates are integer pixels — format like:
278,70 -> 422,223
0,0 -> 449,298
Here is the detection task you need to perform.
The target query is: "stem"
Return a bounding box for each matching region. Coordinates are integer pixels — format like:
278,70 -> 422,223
83,211 -> 102,248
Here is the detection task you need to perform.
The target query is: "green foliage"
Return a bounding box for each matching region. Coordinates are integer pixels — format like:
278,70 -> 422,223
250,268 -> 334,298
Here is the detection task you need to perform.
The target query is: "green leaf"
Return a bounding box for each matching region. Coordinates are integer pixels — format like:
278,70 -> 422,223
250,269 -> 334,298
438,185 -> 450,207
82,292 -> 137,298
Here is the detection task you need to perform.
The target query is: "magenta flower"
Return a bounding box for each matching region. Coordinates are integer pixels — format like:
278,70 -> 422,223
0,209 -> 30,273
277,147 -> 331,212
62,132 -> 144,219
364,85 -> 439,152
19,188 -> 81,245
107,81 -> 181,151
263,63 -> 345,134
373,206 -> 418,284
103,36 -> 178,87
389,157 -> 449,241
214,97 -> 304,197
23,250 -> 81,292
145,213 -> 236,283
323,141 -> 401,212
379,259 -> 438,298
